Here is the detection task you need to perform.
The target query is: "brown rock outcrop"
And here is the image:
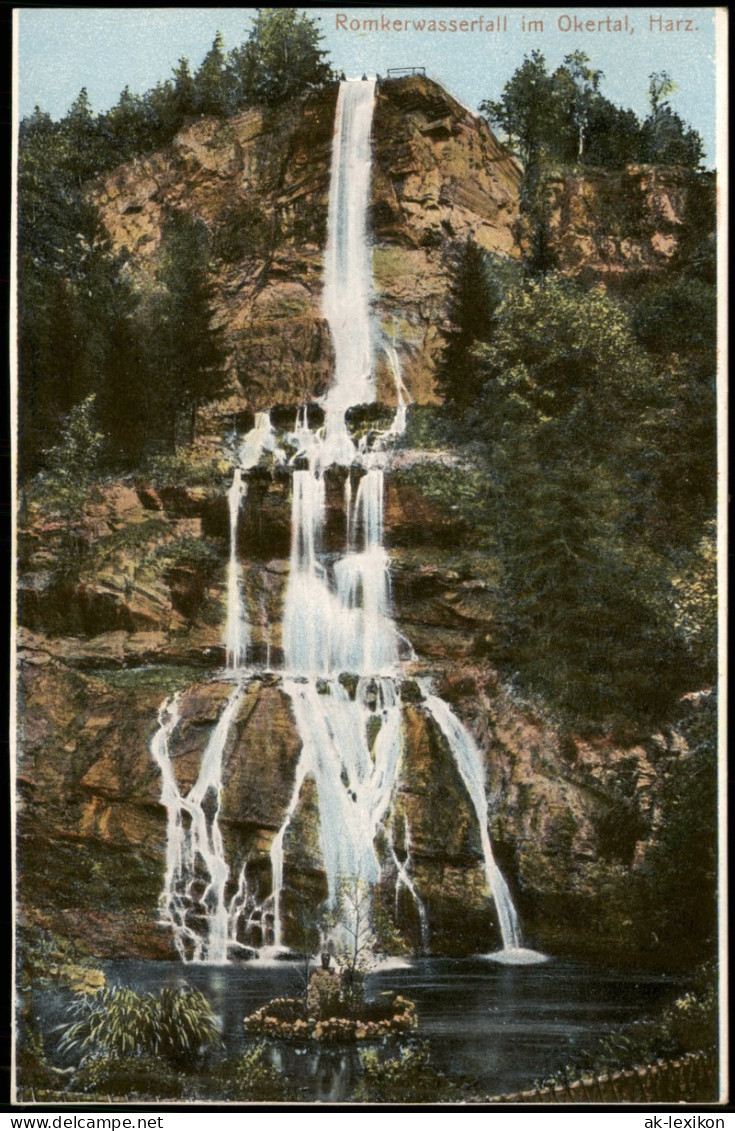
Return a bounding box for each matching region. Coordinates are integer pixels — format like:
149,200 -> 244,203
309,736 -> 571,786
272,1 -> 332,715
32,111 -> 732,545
524,165 -> 715,284
92,77 -> 523,412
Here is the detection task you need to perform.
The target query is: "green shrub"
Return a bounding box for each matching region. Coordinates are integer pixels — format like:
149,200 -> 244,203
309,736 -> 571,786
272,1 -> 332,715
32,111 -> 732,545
71,1055 -> 183,1099
226,1043 -> 288,1101
144,533 -> 223,577
144,450 -> 223,488
355,1040 -> 454,1103
213,199 -> 278,264
59,984 -> 223,1071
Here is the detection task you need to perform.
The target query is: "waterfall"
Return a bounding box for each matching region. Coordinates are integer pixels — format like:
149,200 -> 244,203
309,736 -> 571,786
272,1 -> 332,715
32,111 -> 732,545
225,469 -> 248,670
150,684 -> 244,962
323,79 -> 377,426
152,78 -> 526,962
421,691 -> 522,952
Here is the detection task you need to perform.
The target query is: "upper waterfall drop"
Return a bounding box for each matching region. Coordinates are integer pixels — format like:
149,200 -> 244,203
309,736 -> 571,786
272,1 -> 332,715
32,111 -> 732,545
323,79 -> 378,437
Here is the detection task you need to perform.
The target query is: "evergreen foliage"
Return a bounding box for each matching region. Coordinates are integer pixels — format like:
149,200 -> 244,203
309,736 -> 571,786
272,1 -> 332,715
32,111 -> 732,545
461,274 -> 712,721
17,8 -> 332,481
433,239 -> 506,413
147,211 -> 227,449
482,52 -> 704,170
17,11 -> 333,192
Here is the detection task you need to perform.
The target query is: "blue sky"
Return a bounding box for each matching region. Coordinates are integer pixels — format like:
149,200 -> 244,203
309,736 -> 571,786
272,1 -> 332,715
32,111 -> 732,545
15,7 -> 722,165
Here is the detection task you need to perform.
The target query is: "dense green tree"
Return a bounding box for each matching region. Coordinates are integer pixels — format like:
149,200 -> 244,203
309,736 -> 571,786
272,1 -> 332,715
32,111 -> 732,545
629,276 -> 716,549
433,240 -> 504,414
561,51 -> 604,160
475,278 -> 691,719
228,8 -> 333,107
480,51 -> 560,167
59,87 -> 102,186
583,100 -> 642,167
482,56 -> 703,171
150,212 -> 228,449
640,105 -> 704,167
101,86 -> 155,163
194,32 -> 231,116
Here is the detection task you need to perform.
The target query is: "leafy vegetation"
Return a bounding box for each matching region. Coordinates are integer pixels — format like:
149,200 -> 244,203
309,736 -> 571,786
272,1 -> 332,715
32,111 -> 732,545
21,10 -> 332,185
433,239 -> 506,415
17,8 -> 332,485
59,984 -> 223,1070
70,1056 -> 184,1099
355,1040 -> 457,1103
482,52 -> 704,170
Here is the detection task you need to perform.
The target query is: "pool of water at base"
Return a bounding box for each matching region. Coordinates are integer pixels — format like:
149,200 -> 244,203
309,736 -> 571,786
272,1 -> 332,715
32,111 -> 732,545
33,955 -> 684,1101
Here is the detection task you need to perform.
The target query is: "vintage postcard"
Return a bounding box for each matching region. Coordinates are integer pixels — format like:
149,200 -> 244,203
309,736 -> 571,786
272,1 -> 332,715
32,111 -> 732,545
11,5 -> 727,1108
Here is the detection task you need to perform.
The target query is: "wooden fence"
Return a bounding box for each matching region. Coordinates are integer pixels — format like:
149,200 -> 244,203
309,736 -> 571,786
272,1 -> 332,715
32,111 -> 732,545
16,1051 -> 719,1107
486,1051 -> 719,1105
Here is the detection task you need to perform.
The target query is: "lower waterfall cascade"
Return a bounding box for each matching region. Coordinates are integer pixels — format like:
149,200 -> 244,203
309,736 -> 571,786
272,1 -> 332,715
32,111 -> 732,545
151,78 -> 534,965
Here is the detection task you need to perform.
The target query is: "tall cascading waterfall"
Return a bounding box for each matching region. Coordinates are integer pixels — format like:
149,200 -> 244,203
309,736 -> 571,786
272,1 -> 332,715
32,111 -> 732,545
224,412 -> 281,671
150,684 -> 245,963
274,78 -> 522,956
151,78 -> 527,962
225,469 -> 248,671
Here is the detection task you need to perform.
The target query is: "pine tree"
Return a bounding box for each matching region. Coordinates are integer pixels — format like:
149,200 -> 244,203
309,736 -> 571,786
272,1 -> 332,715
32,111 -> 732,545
171,58 -> 196,119
434,240 -> 501,415
194,31 -> 230,116
152,213 -> 227,449
228,8 -> 332,107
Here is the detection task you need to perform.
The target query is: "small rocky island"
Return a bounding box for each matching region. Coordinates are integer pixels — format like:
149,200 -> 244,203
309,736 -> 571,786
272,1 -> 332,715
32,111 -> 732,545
245,953 -> 417,1042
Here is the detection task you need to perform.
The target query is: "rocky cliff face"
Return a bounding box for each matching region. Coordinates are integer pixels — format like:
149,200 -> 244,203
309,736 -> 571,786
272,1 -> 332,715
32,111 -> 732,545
17,77 -> 713,970
94,75 -> 522,413
16,453 -> 710,966
523,164 -> 715,285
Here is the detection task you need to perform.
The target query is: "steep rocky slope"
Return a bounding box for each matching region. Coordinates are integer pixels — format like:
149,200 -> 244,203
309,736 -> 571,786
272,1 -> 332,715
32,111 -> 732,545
523,164 -> 716,285
16,454 -> 713,967
17,76 -> 715,970
93,75 -> 522,413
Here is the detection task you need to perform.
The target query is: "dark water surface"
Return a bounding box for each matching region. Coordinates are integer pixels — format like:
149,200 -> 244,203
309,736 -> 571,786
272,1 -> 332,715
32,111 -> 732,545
35,955 -> 683,1099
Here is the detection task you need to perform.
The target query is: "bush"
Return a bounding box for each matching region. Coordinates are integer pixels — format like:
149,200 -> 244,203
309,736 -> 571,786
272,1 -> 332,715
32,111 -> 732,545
226,1043 -> 289,1101
146,533 -> 223,577
59,984 -> 223,1071
71,1055 -> 183,1099
355,1040 -> 454,1103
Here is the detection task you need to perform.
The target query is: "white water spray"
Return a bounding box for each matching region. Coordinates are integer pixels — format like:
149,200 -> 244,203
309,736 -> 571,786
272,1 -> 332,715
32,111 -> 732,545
323,79 -> 377,427
153,78 -> 524,961
151,684 -> 244,962
225,469 -> 248,670
421,689 -> 523,954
